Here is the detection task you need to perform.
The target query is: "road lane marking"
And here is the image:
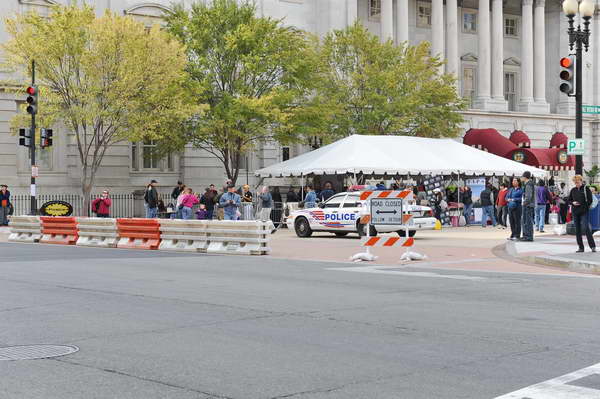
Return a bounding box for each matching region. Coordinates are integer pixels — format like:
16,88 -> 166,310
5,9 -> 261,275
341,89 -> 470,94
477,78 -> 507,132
495,362 -> 600,398
327,266 -> 486,281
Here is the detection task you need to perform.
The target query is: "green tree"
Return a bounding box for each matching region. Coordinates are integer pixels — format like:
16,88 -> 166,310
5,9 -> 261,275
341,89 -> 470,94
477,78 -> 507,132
3,5 -> 198,213
164,0 -> 319,184
311,22 -> 466,138
585,165 -> 600,184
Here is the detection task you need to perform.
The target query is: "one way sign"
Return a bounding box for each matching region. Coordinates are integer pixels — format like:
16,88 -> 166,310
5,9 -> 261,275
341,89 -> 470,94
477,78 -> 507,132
370,199 -> 403,225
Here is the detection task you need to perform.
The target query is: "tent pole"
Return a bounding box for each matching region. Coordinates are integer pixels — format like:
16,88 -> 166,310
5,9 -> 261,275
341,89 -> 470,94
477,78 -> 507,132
301,174 -> 304,200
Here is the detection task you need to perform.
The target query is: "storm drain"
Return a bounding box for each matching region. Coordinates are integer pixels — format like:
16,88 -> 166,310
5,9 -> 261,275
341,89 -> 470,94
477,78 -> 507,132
0,345 -> 79,361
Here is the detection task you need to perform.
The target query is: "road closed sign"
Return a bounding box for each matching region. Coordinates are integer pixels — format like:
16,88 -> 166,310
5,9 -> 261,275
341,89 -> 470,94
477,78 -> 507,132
568,139 -> 585,155
370,198 -> 403,225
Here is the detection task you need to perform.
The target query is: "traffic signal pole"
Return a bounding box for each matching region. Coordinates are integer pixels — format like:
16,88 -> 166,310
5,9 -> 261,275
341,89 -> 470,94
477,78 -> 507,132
575,42 -> 583,175
30,60 -> 37,215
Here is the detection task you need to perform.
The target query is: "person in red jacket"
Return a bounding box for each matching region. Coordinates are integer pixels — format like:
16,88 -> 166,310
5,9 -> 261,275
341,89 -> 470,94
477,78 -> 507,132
496,182 -> 509,228
92,190 -> 112,218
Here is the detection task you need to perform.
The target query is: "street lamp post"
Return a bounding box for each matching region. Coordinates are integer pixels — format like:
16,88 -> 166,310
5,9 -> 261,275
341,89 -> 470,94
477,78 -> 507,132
562,0 -> 595,175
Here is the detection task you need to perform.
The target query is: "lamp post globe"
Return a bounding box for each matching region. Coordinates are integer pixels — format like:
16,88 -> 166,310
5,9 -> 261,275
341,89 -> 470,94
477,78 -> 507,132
563,0 -> 579,16
579,0 -> 595,18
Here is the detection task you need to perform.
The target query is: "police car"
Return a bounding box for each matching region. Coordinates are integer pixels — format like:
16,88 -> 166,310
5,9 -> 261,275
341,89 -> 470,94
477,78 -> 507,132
287,192 -> 437,238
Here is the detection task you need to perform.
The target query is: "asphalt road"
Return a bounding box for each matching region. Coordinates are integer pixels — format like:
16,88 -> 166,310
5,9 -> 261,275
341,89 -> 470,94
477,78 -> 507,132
1,242 -> 600,399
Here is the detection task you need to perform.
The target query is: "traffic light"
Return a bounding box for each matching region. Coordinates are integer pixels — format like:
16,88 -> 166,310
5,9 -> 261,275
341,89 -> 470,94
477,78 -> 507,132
559,56 -> 575,95
40,128 -> 53,148
19,128 -> 32,148
25,85 -> 38,115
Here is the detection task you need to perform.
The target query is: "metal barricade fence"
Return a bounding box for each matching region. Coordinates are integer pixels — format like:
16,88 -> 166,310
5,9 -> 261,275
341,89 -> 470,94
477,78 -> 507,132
11,193 -> 135,218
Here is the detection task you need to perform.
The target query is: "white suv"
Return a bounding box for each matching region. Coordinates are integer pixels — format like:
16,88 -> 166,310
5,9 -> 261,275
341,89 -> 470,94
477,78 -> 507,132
287,192 -> 437,238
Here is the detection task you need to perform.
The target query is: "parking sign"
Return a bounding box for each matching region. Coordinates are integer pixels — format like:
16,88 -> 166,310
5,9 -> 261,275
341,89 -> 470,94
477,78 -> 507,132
568,139 -> 585,155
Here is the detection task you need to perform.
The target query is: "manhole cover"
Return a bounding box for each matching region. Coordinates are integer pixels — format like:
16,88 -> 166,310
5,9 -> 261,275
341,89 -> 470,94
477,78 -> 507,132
0,345 -> 79,360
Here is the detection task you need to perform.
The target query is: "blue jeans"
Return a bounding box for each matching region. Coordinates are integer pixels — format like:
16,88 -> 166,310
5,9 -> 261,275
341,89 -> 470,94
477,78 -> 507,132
181,206 -> 193,220
535,205 -> 546,231
224,211 -> 237,221
574,212 -> 596,249
522,206 -> 534,240
145,205 -> 157,218
206,209 -> 214,220
481,205 -> 496,227
463,203 -> 473,225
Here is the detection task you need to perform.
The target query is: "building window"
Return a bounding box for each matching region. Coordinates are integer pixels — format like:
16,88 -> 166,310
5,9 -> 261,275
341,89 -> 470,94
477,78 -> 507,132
462,66 -> 476,108
282,147 -> 290,162
369,0 -> 381,19
463,11 -> 477,33
504,72 -> 517,111
142,140 -> 159,169
417,3 -> 432,27
131,142 -> 138,171
167,153 -> 174,171
504,17 -> 518,37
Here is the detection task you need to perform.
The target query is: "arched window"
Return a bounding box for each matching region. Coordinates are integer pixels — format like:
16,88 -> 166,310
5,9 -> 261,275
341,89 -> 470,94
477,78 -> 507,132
123,3 -> 171,28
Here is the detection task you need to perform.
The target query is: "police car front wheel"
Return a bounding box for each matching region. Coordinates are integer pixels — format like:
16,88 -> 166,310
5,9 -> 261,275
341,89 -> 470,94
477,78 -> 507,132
357,223 -> 377,237
294,217 -> 313,238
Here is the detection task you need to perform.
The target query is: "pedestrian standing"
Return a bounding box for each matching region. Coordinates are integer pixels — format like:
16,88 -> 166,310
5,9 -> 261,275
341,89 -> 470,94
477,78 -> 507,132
171,181 -> 184,202
461,185 -> 473,226
91,190 -> 112,218
568,175 -> 596,253
535,180 -> 551,233
506,178 -> 523,240
520,172 -> 535,241
480,184 -> 497,227
286,187 -> 299,203
200,184 -> 218,220
144,180 -> 159,218
179,187 -> 199,220
496,183 -> 509,228
559,182 -> 569,224
0,185 -> 11,226
219,184 -> 241,221
304,185 -> 317,208
171,184 -> 186,219
320,182 -> 335,202
258,186 -> 273,221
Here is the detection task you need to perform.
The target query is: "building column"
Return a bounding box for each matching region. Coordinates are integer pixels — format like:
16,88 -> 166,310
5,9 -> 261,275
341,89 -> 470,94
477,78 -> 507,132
490,0 -> 508,110
519,0 -> 536,112
347,0 -> 358,26
532,0 -> 550,112
446,0 -> 459,83
381,0 -> 394,41
396,0 -> 409,44
473,0 -> 492,108
431,0 -> 445,71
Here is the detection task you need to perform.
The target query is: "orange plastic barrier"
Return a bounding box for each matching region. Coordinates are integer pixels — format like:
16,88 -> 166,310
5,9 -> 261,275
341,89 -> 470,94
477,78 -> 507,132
116,218 -> 160,250
40,216 -> 78,245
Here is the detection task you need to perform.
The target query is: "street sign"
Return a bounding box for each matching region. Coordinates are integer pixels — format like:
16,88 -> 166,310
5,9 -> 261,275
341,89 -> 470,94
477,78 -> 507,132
582,105 -> 600,114
568,139 -> 585,155
31,166 -> 38,178
370,198 -> 403,225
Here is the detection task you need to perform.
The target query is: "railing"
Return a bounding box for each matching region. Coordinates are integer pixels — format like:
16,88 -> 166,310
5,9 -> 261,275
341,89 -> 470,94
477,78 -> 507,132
11,193 -> 136,218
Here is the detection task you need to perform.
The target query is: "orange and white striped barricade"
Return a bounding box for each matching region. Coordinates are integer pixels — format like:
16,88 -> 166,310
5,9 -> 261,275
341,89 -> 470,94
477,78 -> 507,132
76,217 -> 119,248
8,216 -> 42,243
158,219 -> 209,252
205,220 -> 273,255
40,216 -> 78,245
117,218 -> 160,250
362,236 -> 415,247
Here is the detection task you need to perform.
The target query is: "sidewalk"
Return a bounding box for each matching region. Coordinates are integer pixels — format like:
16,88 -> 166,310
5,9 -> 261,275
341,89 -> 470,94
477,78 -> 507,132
507,233 -> 600,274
0,226 -> 9,242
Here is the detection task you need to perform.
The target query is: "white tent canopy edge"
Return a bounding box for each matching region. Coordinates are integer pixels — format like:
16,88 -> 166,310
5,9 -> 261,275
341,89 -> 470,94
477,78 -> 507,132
255,135 -> 548,178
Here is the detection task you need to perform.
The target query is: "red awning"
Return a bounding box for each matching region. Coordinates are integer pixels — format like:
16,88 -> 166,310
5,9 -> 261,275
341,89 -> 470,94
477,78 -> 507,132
463,128 -> 517,158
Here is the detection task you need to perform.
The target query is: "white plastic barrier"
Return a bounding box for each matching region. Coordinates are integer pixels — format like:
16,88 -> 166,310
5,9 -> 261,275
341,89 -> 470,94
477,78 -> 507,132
76,217 -> 119,248
158,219 -> 209,252
8,216 -> 42,243
205,220 -> 273,255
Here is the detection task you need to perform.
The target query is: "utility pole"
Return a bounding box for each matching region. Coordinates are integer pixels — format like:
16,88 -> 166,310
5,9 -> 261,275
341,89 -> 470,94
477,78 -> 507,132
29,60 -> 37,215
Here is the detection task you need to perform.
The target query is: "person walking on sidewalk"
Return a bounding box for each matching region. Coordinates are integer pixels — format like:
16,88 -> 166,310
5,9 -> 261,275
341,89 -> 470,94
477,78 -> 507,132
480,184 -> 496,228
496,183 -> 509,228
0,184 -> 11,226
91,190 -> 112,218
535,180 -> 551,233
506,178 -> 523,240
520,172 -> 535,241
568,175 -> 596,253
144,180 -> 159,218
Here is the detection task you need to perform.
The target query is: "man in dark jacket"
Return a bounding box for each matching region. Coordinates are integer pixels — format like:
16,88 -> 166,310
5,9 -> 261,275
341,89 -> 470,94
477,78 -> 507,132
461,186 -> 473,226
568,175 -> 596,252
480,184 -> 496,227
144,180 -> 159,218
200,184 -> 218,220
0,184 -> 10,226
171,181 -> 184,201
520,171 -> 535,241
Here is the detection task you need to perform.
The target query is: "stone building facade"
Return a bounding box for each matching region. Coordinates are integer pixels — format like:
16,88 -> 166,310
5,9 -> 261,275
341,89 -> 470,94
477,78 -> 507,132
0,0 -> 599,194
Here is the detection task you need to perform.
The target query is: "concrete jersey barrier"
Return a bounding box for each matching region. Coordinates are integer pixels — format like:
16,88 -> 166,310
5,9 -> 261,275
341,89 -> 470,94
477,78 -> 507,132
76,217 -> 119,248
205,220 -> 274,255
159,219 -> 208,252
8,215 -> 42,243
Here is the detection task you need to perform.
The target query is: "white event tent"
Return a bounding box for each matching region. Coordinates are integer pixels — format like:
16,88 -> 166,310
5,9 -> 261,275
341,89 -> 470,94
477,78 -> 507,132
255,135 -> 547,178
